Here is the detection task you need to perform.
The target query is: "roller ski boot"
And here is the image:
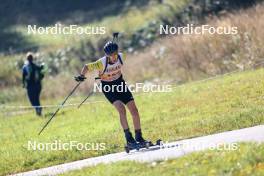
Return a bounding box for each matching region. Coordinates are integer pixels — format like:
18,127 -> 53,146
124,130 -> 139,153
135,135 -> 153,149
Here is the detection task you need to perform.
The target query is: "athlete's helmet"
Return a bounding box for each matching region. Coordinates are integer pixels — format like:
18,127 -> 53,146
104,41 -> 118,55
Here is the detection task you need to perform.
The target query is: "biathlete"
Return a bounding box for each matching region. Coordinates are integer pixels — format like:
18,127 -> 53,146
75,41 -> 148,148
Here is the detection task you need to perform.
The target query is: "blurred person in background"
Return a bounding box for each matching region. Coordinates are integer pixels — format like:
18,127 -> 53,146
22,52 -> 46,116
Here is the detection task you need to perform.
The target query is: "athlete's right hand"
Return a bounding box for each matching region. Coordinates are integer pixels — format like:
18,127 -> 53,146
74,75 -> 86,82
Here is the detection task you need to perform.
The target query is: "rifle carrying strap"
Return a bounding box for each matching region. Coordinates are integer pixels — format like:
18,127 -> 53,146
95,54 -> 123,80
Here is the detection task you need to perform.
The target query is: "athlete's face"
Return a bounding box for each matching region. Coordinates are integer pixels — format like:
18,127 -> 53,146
108,51 -> 118,62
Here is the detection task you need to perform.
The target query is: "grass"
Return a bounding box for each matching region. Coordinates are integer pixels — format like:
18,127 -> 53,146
1,67 -> 264,175
3,1 -> 264,101
0,0 -> 189,98
10,0 -> 189,51
125,3 -> 264,82
61,142 -> 264,176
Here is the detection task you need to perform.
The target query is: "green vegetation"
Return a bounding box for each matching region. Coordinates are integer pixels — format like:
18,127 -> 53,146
2,0 -> 264,104
61,143 -> 264,176
10,0 -> 188,49
0,0 -> 190,103
12,1 -> 180,48
1,1 -> 264,175
1,67 -> 264,175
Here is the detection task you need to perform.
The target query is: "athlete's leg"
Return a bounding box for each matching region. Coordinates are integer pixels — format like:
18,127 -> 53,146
126,100 -> 146,143
113,100 -> 128,129
35,84 -> 42,116
113,100 -> 136,144
126,100 -> 141,130
27,86 -> 39,116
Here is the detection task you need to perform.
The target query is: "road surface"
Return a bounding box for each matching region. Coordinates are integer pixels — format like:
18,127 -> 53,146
13,125 -> 264,176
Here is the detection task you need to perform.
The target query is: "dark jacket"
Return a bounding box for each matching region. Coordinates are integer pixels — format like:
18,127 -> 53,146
22,62 -> 43,88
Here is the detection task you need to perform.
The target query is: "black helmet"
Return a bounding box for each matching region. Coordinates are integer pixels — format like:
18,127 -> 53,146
104,41 -> 118,55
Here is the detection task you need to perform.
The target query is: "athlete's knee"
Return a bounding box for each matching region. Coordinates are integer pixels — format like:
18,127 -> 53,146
129,104 -> 139,116
129,101 -> 138,111
114,101 -> 126,115
118,106 -> 126,115
132,107 -> 139,116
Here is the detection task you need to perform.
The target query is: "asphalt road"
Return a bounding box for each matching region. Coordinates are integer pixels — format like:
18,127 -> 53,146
13,125 -> 264,176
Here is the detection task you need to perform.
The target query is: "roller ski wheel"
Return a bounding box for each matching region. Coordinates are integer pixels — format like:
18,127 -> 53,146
125,146 -> 130,153
144,140 -> 153,149
124,142 -> 139,153
156,139 -> 163,146
137,140 -> 153,149
145,141 -> 150,149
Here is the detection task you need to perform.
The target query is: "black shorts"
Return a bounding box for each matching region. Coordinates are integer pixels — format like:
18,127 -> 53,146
101,75 -> 134,104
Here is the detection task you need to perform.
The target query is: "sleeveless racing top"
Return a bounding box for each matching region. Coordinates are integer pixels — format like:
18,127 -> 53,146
86,53 -> 125,82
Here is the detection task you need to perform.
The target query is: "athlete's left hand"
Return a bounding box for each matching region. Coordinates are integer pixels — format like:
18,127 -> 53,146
74,75 -> 86,82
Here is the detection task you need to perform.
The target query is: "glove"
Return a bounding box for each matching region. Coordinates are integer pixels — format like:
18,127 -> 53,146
75,75 -> 86,82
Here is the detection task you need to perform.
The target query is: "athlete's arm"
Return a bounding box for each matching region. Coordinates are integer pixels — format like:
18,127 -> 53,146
22,66 -> 27,88
80,60 -> 104,76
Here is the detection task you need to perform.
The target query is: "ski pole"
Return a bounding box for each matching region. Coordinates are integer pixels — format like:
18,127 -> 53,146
38,82 -> 81,135
78,78 -> 101,108
77,90 -> 93,108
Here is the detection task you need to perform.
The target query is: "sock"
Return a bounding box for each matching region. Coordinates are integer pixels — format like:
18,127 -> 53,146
124,128 -> 131,135
135,129 -> 143,141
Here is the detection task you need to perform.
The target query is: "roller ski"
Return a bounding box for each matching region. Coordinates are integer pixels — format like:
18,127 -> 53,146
124,139 -> 163,153
138,139 -> 163,148
136,135 -> 154,149
124,141 -> 140,153
124,129 -> 163,153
